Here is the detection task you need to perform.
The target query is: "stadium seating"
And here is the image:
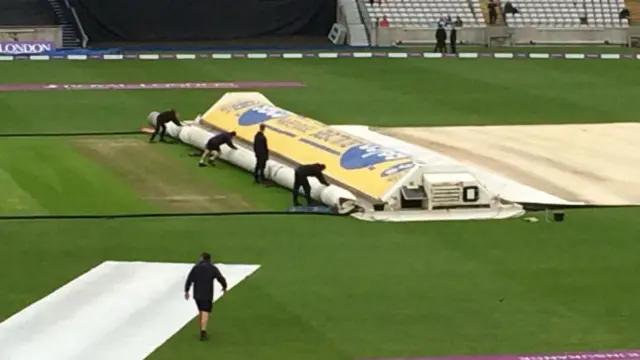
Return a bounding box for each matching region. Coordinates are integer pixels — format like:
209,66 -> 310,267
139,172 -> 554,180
364,0 -> 628,28
506,0 -> 628,27
365,0 -> 486,28
0,0 -> 57,26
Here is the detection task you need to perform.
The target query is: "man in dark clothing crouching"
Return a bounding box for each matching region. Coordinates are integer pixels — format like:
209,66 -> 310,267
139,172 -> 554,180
198,131 -> 238,167
184,252 -> 228,341
293,163 -> 329,206
149,109 -> 182,143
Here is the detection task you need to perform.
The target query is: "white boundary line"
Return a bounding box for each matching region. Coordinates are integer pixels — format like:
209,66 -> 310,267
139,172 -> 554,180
0,52 -> 638,60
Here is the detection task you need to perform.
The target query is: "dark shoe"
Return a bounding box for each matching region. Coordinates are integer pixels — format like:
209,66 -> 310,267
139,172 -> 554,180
200,331 -> 208,341
198,162 -> 206,167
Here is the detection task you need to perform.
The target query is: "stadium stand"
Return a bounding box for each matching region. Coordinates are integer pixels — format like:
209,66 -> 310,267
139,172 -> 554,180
363,0 -> 628,28
0,0 -> 57,26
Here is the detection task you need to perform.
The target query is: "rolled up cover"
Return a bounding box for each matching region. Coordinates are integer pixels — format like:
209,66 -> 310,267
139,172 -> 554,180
148,112 -> 358,214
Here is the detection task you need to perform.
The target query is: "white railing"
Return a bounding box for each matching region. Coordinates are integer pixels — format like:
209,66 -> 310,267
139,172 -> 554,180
63,0 -> 89,48
354,0 -> 375,45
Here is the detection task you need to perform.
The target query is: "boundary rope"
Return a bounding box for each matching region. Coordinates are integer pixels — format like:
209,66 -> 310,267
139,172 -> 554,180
0,210 -> 348,221
521,203 -> 638,211
0,131 -> 143,138
0,206 -> 633,222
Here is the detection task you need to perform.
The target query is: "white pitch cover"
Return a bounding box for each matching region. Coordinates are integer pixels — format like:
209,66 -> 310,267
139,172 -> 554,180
0,261 -> 260,360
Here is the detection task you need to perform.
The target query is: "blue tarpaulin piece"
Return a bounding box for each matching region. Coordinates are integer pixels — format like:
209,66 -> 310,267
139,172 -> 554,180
39,48 -> 121,56
288,206 -> 337,214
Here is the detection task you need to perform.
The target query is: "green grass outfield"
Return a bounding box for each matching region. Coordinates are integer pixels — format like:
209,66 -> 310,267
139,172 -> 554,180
0,58 -> 639,360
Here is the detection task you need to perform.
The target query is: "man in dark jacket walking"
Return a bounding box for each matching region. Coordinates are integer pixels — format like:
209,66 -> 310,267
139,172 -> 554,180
184,252 -> 228,341
253,124 -> 269,184
149,109 -> 182,143
293,163 -> 330,206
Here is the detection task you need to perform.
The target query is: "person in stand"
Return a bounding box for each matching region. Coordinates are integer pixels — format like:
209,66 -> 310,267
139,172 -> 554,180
184,252 -> 228,341
620,7 -> 630,23
488,0 -> 498,25
253,124 -> 269,184
449,24 -> 457,54
579,5 -> 588,25
434,22 -> 447,53
198,131 -> 237,167
293,163 -> 329,206
149,109 -> 182,143
503,1 -> 519,24
379,15 -> 389,28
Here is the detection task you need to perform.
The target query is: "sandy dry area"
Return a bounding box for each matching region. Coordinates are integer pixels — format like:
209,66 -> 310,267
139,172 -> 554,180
376,123 -> 640,205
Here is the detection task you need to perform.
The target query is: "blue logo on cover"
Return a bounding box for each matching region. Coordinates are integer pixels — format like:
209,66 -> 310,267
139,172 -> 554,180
340,144 -> 411,170
238,105 -> 290,126
380,161 -> 415,177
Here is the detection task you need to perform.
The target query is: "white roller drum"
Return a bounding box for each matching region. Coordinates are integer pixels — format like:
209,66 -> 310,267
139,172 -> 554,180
181,126 -> 210,151
148,111 -> 159,127
270,165 -> 295,189
148,111 -> 184,139
321,186 -> 357,212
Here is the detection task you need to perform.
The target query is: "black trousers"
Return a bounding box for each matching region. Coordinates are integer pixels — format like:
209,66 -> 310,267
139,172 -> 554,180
434,41 -> 446,53
149,123 -> 167,142
292,175 -> 312,206
254,156 -> 267,182
450,40 -> 457,54
489,11 -> 497,24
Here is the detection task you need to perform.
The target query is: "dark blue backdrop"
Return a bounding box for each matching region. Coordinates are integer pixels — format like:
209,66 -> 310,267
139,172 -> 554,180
70,0 -> 336,42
